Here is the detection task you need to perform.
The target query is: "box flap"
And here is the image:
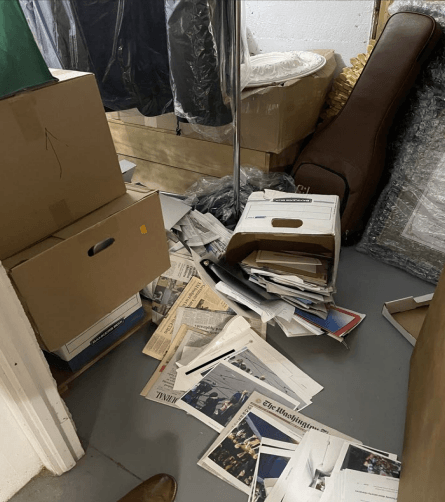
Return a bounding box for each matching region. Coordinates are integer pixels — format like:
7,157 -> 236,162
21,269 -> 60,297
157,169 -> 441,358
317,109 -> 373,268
398,269 -> 444,502
392,307 -> 430,340
10,191 -> 169,351
49,68 -> 92,82
3,238 -> 62,271
54,190 -> 153,239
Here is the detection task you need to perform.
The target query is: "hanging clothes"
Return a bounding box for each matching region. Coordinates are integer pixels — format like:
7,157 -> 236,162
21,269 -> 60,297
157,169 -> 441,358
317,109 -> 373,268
165,0 -> 233,127
20,0 -> 173,115
71,0 -> 173,115
19,0 -> 91,71
20,0 -> 240,126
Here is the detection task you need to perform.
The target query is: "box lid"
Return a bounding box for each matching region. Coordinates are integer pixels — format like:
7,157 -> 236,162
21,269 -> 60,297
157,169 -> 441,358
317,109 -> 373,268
225,191 -> 340,285
398,270 -> 443,502
6,190 -> 169,351
382,294 -> 433,346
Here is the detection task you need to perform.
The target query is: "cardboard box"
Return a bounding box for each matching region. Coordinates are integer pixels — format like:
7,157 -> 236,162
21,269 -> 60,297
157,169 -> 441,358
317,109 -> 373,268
0,68 -> 126,260
382,293 -> 433,346
109,49 -> 336,154
3,189 -> 170,352
52,294 -> 144,371
225,191 -> 340,287
397,266 -> 445,501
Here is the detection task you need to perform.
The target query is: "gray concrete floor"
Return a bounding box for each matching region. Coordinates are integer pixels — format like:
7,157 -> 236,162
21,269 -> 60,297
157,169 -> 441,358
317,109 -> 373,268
10,247 -> 435,502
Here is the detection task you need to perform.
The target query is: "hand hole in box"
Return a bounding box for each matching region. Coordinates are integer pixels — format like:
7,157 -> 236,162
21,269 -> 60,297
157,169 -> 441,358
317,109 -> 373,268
88,237 -> 115,257
272,218 -> 303,228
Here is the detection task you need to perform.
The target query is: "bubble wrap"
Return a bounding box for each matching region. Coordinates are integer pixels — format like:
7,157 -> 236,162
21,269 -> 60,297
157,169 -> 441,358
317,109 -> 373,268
357,2 -> 445,284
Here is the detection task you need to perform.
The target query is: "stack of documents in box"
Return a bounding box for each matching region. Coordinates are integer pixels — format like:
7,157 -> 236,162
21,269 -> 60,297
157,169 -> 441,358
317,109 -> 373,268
219,191 -> 366,343
239,250 -> 364,342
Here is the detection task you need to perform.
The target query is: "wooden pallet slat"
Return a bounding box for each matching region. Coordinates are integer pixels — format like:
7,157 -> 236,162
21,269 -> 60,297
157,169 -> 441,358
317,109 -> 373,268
120,155 -> 218,194
109,119 -> 269,176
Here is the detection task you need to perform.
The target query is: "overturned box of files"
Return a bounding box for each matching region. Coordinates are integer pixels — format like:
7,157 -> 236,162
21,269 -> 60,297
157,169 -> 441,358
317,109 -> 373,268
4,190 -> 170,352
0,68 -> 126,260
51,294 -> 144,372
225,191 -> 341,288
382,293 -> 433,346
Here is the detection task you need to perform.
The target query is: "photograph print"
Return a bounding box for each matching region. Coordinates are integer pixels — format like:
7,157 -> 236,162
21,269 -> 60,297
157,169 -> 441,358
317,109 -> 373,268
177,362 -> 298,432
340,445 -> 401,478
206,409 -> 299,494
251,448 -> 293,502
228,348 -> 309,409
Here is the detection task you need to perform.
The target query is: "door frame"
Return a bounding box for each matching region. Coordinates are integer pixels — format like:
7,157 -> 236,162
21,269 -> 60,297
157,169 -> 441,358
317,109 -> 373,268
0,264 -> 84,476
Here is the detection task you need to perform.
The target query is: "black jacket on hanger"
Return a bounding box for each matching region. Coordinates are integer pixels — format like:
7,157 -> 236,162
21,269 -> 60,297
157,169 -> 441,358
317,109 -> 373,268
166,0 -> 233,126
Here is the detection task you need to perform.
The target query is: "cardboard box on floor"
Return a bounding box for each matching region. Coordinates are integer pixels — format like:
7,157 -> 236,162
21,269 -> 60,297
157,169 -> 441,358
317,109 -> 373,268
3,189 -> 170,352
225,191 -> 340,287
109,49 -> 336,154
382,294 -> 433,346
0,68 -> 126,260
397,265 -> 445,502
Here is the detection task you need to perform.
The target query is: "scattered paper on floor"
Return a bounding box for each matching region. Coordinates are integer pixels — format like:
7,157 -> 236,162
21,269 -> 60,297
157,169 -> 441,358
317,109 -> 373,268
142,277 -> 229,359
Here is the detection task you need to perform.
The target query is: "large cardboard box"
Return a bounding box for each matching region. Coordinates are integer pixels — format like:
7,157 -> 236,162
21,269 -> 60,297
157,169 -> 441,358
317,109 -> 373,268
225,191 -> 340,287
0,68 -> 126,260
397,266 -> 445,502
109,49 -> 336,154
3,189 -> 170,352
382,293 -> 433,346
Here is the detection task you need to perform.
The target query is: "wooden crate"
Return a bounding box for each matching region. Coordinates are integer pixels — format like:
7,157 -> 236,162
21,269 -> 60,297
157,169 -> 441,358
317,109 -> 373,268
108,119 -> 301,194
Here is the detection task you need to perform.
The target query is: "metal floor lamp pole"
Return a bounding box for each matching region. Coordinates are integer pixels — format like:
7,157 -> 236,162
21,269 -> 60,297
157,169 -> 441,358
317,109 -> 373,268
232,0 -> 242,220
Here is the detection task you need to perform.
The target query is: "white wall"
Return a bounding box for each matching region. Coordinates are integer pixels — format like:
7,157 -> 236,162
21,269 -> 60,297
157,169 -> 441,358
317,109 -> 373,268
0,389 -> 42,502
245,0 -> 375,70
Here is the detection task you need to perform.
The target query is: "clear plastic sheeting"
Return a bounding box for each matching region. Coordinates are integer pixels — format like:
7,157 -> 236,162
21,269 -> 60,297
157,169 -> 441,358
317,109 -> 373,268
184,167 -> 297,230
357,1 -> 445,284
165,0 -> 251,127
20,0 -> 174,115
19,0 -> 90,70
246,51 -> 326,88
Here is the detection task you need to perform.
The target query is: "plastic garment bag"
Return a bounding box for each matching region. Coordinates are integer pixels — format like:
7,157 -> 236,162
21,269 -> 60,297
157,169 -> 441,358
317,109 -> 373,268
165,0 -> 251,127
165,0 -> 233,127
20,0 -> 173,115
72,0 -> 173,115
0,0 -> 55,98
19,0 -> 91,71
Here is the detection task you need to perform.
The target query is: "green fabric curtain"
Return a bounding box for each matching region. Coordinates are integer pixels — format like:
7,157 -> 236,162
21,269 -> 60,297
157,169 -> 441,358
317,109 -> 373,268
0,0 -> 55,98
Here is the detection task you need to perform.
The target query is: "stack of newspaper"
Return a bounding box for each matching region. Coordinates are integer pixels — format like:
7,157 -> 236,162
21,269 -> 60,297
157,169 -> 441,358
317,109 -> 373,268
198,391 -> 401,502
209,250 -> 366,343
142,200 -> 233,325
172,209 -> 233,260
141,315 -> 321,415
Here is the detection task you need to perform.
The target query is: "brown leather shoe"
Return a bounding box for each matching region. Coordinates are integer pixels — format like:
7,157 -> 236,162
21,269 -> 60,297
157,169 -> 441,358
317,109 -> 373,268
118,474 -> 177,502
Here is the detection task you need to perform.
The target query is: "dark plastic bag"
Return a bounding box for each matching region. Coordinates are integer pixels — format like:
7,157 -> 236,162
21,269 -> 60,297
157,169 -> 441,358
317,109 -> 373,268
184,167 -> 297,229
